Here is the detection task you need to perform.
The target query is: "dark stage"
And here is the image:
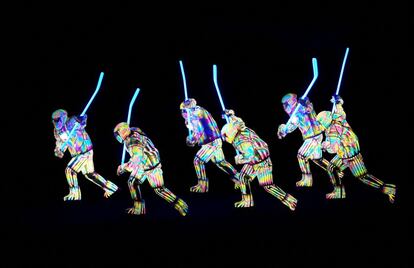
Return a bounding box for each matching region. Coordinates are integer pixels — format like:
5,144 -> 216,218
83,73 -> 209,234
5,2 -> 410,267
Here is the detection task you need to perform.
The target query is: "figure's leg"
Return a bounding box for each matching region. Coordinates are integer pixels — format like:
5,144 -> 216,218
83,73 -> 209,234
325,155 -> 346,199
84,172 -> 119,198
190,143 -> 216,193
257,159 -> 297,211
347,154 -> 396,203
81,151 -> 118,198
191,156 -> 209,193
126,176 -> 146,215
210,146 -> 240,188
63,167 -> 81,201
295,137 -> 322,187
234,164 -> 254,208
148,168 -> 188,216
296,153 -> 313,187
312,157 -> 345,180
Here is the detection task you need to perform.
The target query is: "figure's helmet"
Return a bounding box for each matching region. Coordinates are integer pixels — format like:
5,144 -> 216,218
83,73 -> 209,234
52,109 -> 68,130
221,122 -> 239,144
180,98 -> 197,110
317,111 -> 332,131
114,122 -> 131,143
281,93 -> 298,115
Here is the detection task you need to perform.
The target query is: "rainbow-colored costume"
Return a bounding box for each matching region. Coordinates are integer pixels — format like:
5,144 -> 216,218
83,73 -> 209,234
317,96 -> 396,202
277,93 -> 343,195
114,122 -> 188,215
180,98 -> 240,193
52,109 -> 118,201
222,110 -> 297,210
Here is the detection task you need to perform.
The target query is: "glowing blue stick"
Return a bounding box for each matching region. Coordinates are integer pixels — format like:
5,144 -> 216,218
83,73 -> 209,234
179,60 -> 188,100
286,58 -> 318,126
213,65 -> 240,156
121,88 -> 141,165
178,60 -> 193,138
60,72 -> 105,151
213,65 -> 229,123
332,47 -> 349,113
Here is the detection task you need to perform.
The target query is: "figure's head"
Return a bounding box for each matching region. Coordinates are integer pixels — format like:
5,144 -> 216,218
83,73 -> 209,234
180,98 -> 196,109
221,122 -> 239,144
317,111 -> 332,131
180,98 -> 197,119
114,122 -> 131,143
281,93 -> 297,115
52,109 -> 68,130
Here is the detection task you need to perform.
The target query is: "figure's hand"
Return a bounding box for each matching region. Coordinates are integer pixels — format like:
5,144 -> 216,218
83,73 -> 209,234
54,148 -> 64,158
117,165 -> 125,176
222,109 -> 235,119
235,154 -> 244,165
298,97 -> 309,106
75,114 -> 87,126
330,95 -> 344,105
186,136 -> 196,147
277,124 -> 287,139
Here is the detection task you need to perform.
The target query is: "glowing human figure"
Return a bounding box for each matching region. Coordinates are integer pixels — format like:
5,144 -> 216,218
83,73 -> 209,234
317,95 -> 396,202
277,94 -> 344,195
52,109 -> 119,201
114,122 -> 189,216
180,98 -> 240,193
221,110 -> 297,210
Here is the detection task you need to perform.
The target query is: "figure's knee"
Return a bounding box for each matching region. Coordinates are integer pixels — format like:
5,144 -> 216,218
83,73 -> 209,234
85,171 -> 98,178
65,167 -> 76,176
154,186 -> 166,196
128,176 -> 136,185
194,156 -> 204,166
297,154 -> 307,161
262,183 -> 274,191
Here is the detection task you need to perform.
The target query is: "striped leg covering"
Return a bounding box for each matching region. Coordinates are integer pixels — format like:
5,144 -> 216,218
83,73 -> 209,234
148,167 -> 189,216
63,167 -> 81,201
257,159 -> 297,211
345,154 -> 396,203
127,176 -> 145,215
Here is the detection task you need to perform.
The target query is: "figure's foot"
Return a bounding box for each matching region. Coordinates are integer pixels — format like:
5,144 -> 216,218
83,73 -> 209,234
234,194 -> 254,208
382,184 -> 396,204
326,186 -> 346,199
296,174 -> 313,187
190,180 -> 208,193
103,181 -> 118,198
63,187 -> 81,201
281,194 -> 297,211
174,198 -> 189,216
127,201 -> 146,215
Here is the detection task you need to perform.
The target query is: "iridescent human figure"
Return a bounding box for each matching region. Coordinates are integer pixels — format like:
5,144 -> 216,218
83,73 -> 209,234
317,95 -> 396,202
180,98 -> 240,193
277,93 -> 344,196
221,110 -> 297,210
52,109 -> 118,201
114,122 -> 189,216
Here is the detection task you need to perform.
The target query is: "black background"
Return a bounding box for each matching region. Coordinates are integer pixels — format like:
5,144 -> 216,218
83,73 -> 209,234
5,2 -> 410,267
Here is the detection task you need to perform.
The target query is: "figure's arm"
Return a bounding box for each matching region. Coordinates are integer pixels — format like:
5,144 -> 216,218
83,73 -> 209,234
117,145 -> 145,180
234,141 -> 255,165
331,95 -> 346,121
277,115 -> 299,139
223,109 -> 246,130
186,109 -> 202,146
75,114 -> 88,129
53,129 -> 67,158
